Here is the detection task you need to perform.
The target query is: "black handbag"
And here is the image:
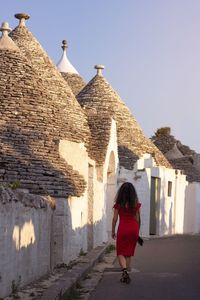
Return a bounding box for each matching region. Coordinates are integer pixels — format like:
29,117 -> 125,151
137,236 -> 144,246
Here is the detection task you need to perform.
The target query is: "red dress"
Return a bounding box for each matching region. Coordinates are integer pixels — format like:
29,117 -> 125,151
114,202 -> 141,256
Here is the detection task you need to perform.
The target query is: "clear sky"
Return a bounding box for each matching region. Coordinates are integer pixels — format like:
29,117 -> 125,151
1,0 -> 200,152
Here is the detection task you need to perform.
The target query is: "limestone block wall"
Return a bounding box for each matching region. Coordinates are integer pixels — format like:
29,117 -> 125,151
184,182 -> 200,233
0,189 -> 53,298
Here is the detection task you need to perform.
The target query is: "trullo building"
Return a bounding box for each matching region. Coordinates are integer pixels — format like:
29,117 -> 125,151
0,13 -> 193,298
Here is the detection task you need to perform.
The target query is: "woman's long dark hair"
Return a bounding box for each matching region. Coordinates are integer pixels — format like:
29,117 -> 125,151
115,182 -> 138,209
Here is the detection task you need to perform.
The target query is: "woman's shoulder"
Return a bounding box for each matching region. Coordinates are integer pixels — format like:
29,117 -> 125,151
113,203 -> 120,209
135,201 -> 141,210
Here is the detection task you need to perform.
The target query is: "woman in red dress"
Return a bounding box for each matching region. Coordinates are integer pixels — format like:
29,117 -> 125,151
112,182 -> 141,284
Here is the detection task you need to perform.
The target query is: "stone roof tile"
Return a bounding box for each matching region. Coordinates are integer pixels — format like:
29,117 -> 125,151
0,31 -> 86,197
9,15 -> 90,146
61,73 -> 85,96
152,130 -> 200,182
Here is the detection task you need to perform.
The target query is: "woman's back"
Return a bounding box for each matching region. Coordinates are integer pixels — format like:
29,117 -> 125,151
114,202 -> 141,221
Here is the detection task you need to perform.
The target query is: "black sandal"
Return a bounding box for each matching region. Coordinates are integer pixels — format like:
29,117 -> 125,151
120,269 -> 131,284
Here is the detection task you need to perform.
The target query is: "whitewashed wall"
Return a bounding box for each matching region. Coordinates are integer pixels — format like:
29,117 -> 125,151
0,200 -> 52,298
102,119 -> 118,242
184,182 -> 200,233
118,166 -> 151,237
118,154 -> 188,237
57,140 -> 91,263
173,170 -> 188,234
56,119 -> 118,263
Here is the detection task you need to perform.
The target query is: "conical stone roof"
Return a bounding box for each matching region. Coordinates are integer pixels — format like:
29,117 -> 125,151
0,21 -> 86,197
152,128 -> 200,182
57,40 -> 85,96
77,66 -> 171,169
10,13 -> 89,145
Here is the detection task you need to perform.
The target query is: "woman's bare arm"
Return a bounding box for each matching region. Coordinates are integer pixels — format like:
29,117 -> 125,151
135,210 -> 141,229
112,208 -> 118,239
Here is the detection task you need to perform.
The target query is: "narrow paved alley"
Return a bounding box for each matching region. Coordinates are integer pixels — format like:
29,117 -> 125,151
89,235 -> 200,300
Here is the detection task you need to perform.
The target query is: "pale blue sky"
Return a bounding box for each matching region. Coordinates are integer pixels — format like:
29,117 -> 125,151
1,0 -> 200,152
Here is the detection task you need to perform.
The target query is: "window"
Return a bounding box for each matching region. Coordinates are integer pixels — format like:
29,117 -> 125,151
168,181 -> 172,197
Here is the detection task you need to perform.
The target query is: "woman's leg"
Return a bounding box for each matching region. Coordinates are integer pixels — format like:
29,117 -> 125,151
125,256 -> 131,271
117,255 -> 127,269
118,255 -> 131,283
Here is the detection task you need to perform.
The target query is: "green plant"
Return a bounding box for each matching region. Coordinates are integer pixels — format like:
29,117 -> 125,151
154,127 -> 171,137
11,276 -> 21,295
105,244 -> 116,254
8,180 -> 21,190
79,248 -> 87,256
11,280 -> 18,294
62,287 -> 81,300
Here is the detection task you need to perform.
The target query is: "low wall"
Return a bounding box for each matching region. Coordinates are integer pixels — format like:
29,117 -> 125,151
0,187 -> 53,298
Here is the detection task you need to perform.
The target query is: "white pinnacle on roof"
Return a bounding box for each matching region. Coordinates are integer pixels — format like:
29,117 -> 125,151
0,22 -> 19,50
57,40 -> 79,74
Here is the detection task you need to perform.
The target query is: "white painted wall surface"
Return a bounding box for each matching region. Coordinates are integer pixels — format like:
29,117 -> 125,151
117,165 -> 151,237
59,141 -> 88,179
184,182 -> 200,233
184,183 -> 196,233
195,183 -> 200,232
57,140 -> 91,262
0,201 -> 52,298
118,154 -> 187,238
174,171 -> 187,234
151,167 -> 187,236
57,120 -> 119,260
103,119 -> 118,242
